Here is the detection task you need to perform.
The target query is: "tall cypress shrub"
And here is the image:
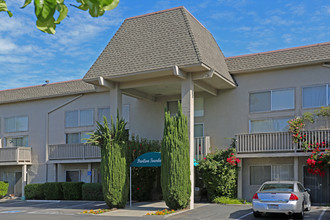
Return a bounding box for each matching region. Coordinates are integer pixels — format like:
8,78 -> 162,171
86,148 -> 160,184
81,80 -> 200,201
161,102 -> 191,209
88,115 -> 128,208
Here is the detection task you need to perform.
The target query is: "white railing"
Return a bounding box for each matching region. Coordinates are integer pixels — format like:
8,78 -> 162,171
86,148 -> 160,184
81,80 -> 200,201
0,147 -> 32,163
48,144 -> 100,160
49,137 -> 211,161
236,130 -> 329,153
195,136 -> 211,160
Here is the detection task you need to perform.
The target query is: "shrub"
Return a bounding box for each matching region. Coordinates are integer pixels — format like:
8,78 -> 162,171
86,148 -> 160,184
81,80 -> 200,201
161,102 -> 191,210
43,182 -> 63,200
82,183 -> 104,201
87,116 -> 128,208
62,182 -> 84,200
127,136 -> 162,202
0,181 -> 9,198
197,148 -> 238,201
213,197 -> 250,205
25,184 -> 44,200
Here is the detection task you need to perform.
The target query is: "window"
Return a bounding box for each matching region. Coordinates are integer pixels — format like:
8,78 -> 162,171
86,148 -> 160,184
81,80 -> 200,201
167,98 -> 204,117
4,116 -> 28,132
122,104 -> 130,125
4,136 -> 28,147
194,124 -> 204,137
98,107 -> 110,124
272,164 -> 293,181
66,171 -> 80,182
250,88 -> 294,112
194,97 -> 204,117
66,132 -> 91,144
303,84 -> 329,108
65,109 -> 94,127
250,166 -> 271,185
250,117 -> 291,133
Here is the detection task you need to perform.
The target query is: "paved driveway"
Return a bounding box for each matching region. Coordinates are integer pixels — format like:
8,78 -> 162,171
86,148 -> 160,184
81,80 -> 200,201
0,200 -> 329,220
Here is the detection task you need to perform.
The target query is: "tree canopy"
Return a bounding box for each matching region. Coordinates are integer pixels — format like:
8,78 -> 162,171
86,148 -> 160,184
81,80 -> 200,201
0,0 -> 119,34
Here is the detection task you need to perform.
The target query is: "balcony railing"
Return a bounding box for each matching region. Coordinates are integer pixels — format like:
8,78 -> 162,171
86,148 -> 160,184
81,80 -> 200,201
0,147 -> 32,164
236,130 -> 329,153
49,136 -> 211,161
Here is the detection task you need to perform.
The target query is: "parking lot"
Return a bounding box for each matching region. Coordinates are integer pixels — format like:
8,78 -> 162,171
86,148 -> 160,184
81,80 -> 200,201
0,200 -> 329,220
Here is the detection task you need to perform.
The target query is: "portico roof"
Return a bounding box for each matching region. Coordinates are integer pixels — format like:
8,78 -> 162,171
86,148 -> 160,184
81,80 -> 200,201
83,7 -> 236,97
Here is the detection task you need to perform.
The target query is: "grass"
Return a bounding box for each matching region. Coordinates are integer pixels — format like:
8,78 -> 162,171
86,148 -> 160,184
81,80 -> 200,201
212,197 -> 251,205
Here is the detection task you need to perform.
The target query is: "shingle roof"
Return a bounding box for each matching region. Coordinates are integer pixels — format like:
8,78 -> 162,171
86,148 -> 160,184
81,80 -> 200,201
83,7 -> 235,85
0,80 -> 96,105
225,42 -> 330,74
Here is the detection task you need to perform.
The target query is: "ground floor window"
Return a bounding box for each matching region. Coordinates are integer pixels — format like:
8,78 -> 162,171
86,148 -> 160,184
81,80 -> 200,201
250,164 -> 294,185
66,170 -> 80,182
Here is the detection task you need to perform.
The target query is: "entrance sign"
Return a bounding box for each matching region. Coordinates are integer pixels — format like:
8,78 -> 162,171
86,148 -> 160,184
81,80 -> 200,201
130,152 -> 161,167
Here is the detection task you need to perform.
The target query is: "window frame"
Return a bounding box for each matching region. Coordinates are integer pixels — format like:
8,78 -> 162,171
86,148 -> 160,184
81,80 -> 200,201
249,116 -> 293,133
65,109 -> 94,128
3,135 -> 29,147
194,123 -> 204,138
249,88 -> 295,113
4,115 -> 29,133
65,131 -> 92,144
302,84 -> 329,109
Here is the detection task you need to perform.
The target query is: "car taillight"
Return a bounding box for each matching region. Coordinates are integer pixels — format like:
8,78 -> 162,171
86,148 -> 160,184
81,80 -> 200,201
252,193 -> 259,200
289,193 -> 299,200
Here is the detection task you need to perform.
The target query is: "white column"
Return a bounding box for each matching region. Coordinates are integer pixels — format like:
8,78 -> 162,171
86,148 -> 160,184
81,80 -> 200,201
181,73 -> 194,209
109,83 -> 122,120
294,157 -> 299,181
21,165 -> 27,200
237,158 -> 243,199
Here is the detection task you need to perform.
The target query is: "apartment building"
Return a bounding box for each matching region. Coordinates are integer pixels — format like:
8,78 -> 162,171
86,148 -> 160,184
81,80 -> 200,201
0,7 -> 329,204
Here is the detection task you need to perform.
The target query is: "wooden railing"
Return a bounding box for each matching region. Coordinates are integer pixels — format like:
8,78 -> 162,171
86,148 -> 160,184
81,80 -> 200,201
49,137 -> 211,161
236,130 -> 329,153
0,147 -> 32,164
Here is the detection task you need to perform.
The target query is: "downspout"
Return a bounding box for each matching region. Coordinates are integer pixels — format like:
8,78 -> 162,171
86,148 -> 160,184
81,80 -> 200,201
45,94 -> 84,182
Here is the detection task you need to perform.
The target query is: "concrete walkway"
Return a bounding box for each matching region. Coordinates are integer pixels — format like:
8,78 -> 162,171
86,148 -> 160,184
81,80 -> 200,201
101,201 -> 208,217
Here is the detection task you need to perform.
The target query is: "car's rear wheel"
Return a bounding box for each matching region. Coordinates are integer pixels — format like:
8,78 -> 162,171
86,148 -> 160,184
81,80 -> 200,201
304,199 -> 311,211
295,203 -> 304,219
253,211 -> 261,218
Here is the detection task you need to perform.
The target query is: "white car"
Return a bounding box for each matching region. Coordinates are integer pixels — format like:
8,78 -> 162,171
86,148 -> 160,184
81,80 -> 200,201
252,181 -> 311,219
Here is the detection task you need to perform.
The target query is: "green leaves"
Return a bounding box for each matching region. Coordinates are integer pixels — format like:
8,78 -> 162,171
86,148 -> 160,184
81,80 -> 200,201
0,0 -> 13,17
1,0 -> 119,34
73,0 -> 119,17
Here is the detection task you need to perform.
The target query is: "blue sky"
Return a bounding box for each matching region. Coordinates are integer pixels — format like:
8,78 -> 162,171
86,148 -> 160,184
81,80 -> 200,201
1,0 -> 329,90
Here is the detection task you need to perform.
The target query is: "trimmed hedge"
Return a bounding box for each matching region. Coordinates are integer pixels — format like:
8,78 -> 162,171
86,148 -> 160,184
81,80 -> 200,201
82,183 -> 103,201
25,184 -> 44,200
62,182 -> 83,200
0,181 -> 9,198
43,182 -> 63,200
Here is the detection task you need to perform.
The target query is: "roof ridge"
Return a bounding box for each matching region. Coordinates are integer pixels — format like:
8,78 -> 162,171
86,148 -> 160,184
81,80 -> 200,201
0,79 -> 83,93
181,8 -> 202,63
125,6 -> 184,20
225,42 -> 330,59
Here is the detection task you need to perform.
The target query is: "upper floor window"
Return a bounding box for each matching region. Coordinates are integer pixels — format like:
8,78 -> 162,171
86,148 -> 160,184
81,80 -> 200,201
302,84 -> 329,108
250,117 -> 291,133
4,136 -> 28,147
122,104 -> 130,128
4,116 -> 28,132
66,132 -> 90,144
65,109 -> 94,128
167,97 -> 204,117
250,88 -> 295,112
98,107 -> 110,124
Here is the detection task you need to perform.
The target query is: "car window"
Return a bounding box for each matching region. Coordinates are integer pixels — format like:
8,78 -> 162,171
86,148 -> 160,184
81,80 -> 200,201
297,183 -> 305,192
260,184 -> 294,192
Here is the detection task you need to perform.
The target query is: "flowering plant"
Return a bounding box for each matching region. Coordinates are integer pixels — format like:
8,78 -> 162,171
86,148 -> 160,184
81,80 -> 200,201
146,209 -> 176,215
306,143 -> 329,176
226,153 -> 241,166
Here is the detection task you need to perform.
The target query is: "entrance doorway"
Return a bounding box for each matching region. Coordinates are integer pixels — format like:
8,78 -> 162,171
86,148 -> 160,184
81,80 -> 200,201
303,167 -> 330,204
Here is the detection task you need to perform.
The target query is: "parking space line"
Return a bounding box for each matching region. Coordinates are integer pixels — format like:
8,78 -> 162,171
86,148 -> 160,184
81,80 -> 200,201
235,211 -> 253,219
318,208 -> 328,220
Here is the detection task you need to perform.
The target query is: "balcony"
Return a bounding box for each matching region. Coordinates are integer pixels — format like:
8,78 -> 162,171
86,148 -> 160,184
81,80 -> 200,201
0,147 -> 32,165
48,136 -> 211,162
236,130 -> 329,154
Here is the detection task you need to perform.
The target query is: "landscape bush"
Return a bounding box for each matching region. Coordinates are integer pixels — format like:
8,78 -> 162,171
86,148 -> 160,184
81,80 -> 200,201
82,183 -> 103,201
25,183 -> 44,200
197,148 -> 238,201
62,182 -> 84,200
43,182 -> 63,200
0,181 -> 9,198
